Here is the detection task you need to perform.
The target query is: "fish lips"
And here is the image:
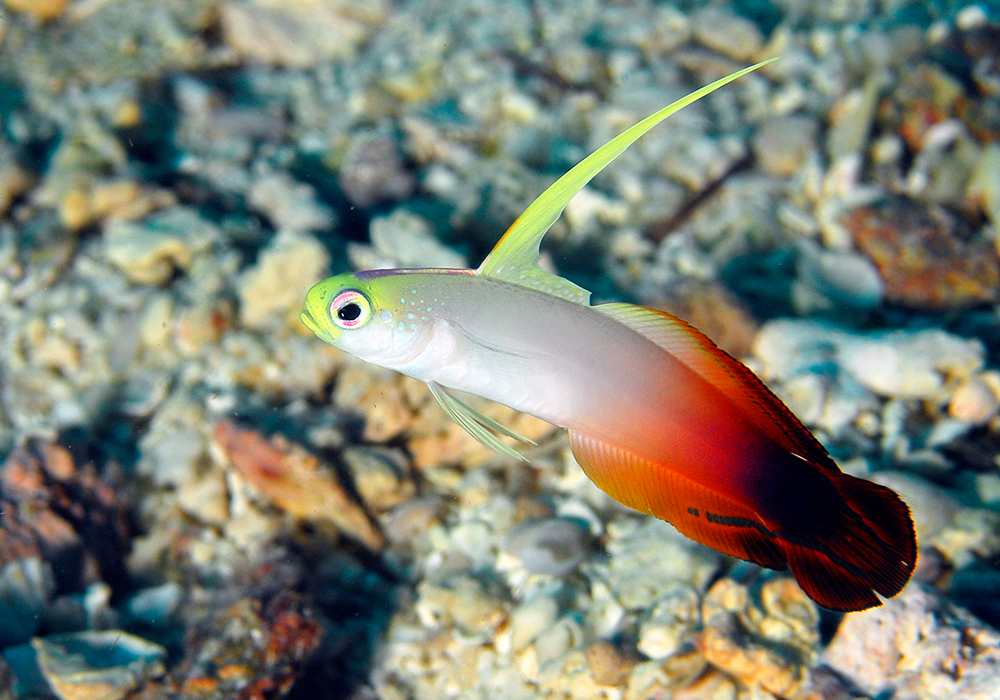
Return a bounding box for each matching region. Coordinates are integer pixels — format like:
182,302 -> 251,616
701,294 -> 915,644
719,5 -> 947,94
299,309 -> 338,345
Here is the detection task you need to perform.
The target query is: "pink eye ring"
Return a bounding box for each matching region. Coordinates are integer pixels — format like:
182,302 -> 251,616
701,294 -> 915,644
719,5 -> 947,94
330,289 -> 372,329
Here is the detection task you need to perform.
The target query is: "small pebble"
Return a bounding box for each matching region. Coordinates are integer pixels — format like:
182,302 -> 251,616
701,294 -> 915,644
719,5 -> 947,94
531,617 -> 583,669
237,230 -> 330,330
839,330 -> 984,399
966,143 -> 1000,231
949,375 -> 1000,424
752,116 -> 819,177
103,207 -> 219,286
125,583 -> 182,629
603,518 -> 722,610
4,0 -> 71,21
509,595 -> 558,652
826,75 -> 884,158
139,425 -> 205,488
32,630 -> 166,700
636,585 -> 700,660
220,0 -> 390,66
247,171 -> 335,233
415,573 -> 506,636
504,518 -> 590,576
974,473 -> 1000,508
822,586 -> 1000,699
583,640 -> 637,687
0,558 -> 53,647
214,420 -> 385,551
380,496 -> 441,545
363,208 -> 467,269
450,520 -> 495,570
934,507 -> 1000,570
796,239 -> 885,310
342,446 -> 416,512
691,8 -> 763,61
844,197 -> 1000,309
673,670 -> 737,700
0,149 -> 32,216
175,469 -> 230,526
339,132 -> 415,208
699,578 -> 816,699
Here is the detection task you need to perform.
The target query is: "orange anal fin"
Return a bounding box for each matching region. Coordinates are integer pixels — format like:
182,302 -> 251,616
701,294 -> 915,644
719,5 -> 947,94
569,431 -> 786,570
569,431 -> 918,612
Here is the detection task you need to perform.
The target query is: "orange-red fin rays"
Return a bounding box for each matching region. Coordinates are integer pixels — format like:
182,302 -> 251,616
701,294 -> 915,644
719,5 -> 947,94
594,303 -> 838,473
568,430 -> 787,569
783,544 -> 881,611
771,469 -> 915,611
568,430 -> 917,612
824,471 -> 918,600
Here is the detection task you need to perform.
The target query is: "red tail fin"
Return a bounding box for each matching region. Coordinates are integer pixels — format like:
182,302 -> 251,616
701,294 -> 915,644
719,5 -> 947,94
783,473 -> 917,611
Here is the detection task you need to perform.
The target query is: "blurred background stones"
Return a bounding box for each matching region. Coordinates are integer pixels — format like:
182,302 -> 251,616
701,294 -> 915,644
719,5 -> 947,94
0,0 -> 998,698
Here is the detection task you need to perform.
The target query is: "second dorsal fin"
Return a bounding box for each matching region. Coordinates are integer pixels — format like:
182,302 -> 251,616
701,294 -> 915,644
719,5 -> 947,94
595,302 -> 838,472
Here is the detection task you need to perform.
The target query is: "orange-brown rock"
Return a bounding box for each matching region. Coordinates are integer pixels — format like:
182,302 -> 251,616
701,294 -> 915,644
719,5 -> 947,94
213,420 -> 385,550
845,197 -> 1000,309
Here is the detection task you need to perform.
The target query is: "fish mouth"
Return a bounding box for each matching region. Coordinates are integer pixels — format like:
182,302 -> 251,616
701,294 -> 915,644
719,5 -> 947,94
299,309 -> 337,344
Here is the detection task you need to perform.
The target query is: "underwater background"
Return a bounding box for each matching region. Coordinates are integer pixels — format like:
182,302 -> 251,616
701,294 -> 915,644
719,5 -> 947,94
0,0 -> 999,698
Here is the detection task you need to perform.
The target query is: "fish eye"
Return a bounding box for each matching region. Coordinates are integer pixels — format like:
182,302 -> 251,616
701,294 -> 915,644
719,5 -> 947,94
330,289 -> 372,329
339,304 -> 361,321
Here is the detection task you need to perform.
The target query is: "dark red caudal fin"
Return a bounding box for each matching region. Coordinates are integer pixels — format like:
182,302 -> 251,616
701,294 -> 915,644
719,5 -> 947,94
783,472 -> 917,612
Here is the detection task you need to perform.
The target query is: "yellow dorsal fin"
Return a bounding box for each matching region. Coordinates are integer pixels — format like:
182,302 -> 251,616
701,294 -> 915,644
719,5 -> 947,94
476,59 -> 777,304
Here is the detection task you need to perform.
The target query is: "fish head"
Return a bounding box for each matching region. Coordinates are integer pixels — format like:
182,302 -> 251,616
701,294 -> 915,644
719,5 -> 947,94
301,270 -> 434,367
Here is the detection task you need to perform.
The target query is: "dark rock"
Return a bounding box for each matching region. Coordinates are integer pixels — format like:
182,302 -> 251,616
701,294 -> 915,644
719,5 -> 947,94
339,132 -> 415,208
0,441 -> 131,598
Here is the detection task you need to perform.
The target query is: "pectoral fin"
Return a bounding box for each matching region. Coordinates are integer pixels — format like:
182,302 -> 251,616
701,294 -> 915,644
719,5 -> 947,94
428,382 -> 536,461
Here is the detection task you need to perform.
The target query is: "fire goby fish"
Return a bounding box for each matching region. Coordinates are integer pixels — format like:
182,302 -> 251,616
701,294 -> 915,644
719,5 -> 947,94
301,60 -> 917,611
